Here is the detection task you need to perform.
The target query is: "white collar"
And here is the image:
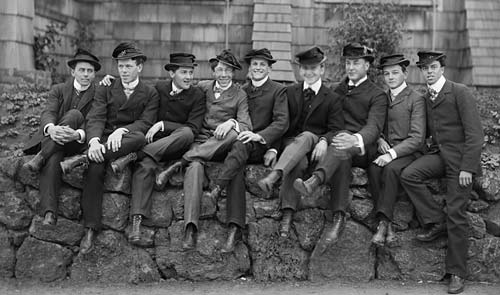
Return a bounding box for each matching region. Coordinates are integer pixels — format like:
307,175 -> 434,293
215,81 -> 232,91
390,81 -> 407,98
252,75 -> 269,88
348,75 -> 368,87
428,75 -> 446,93
172,81 -> 183,94
74,79 -> 91,92
122,77 -> 139,90
303,79 -> 322,95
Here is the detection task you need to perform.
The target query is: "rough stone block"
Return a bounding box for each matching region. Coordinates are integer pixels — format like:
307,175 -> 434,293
102,193 -> 130,232
142,190 -> 174,228
309,220 -> 375,282
468,236 -> 500,282
29,215 -> 84,246
15,237 -> 73,282
293,208 -> 325,252
0,225 -> 15,278
70,230 -> 160,284
0,191 -> 33,230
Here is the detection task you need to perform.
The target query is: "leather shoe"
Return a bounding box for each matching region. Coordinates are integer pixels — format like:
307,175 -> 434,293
279,209 -> 293,238
257,170 -> 281,193
110,152 -> 137,174
293,174 -> 321,197
42,211 -> 57,226
416,222 -> 447,242
80,228 -> 95,254
385,222 -> 398,247
128,214 -> 142,244
314,212 -> 345,255
60,154 -> 88,174
23,152 -> 45,172
448,274 -> 465,294
182,223 -> 197,250
371,220 -> 388,247
221,223 -> 241,253
208,185 -> 223,200
156,161 -> 182,190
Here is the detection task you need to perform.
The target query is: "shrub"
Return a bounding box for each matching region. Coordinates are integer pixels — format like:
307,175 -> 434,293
325,1 -> 406,84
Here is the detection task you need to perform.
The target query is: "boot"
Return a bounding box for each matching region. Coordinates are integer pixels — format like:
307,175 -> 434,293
182,223 -> 197,250
208,185 -> 223,200
257,170 -> 282,193
416,222 -> 447,242
128,214 -> 142,244
23,152 -> 45,172
155,161 -> 182,190
385,222 -> 398,247
221,223 -> 241,253
371,220 -> 388,247
42,211 -> 57,226
110,152 -> 137,174
60,154 -> 88,174
293,174 -> 321,197
314,212 -> 346,255
448,274 -> 465,294
279,209 -> 293,238
80,228 -> 95,254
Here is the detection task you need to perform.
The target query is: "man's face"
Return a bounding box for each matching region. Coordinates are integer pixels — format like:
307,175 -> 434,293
420,60 -> 444,85
299,63 -> 324,85
382,64 -> 407,90
71,62 -> 95,87
248,58 -> 271,82
345,58 -> 369,83
117,59 -> 142,83
170,66 -> 194,90
213,62 -> 234,88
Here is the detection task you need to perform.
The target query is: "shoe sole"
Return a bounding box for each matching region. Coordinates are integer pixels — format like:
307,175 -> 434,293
416,231 -> 447,242
293,179 -> 312,196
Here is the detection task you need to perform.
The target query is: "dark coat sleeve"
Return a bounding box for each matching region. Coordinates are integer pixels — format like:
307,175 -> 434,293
322,91 -> 345,143
40,84 -> 64,129
358,91 -> 387,146
172,87 -> 206,136
85,85 -> 109,142
392,92 -> 426,157
235,90 -> 253,132
257,85 -> 289,146
122,87 -> 159,134
455,85 -> 484,173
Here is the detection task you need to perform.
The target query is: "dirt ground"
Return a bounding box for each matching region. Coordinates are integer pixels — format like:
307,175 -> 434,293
1,278 -> 498,295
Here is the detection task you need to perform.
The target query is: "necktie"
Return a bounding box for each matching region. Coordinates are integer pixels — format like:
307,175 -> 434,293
170,90 -> 180,96
428,88 -> 438,101
251,86 -> 260,93
303,88 -> 315,101
347,84 -> 355,91
214,86 -> 223,99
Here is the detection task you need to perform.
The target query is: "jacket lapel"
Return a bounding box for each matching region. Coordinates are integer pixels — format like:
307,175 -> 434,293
119,80 -> 145,111
61,79 -> 75,112
77,83 -> 95,111
431,80 -> 451,108
306,84 -> 326,121
390,87 -> 409,107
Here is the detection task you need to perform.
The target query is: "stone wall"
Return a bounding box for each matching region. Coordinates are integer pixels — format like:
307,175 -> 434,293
1,155 -> 500,283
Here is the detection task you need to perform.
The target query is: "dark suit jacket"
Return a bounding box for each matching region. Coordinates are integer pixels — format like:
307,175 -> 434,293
243,78 -> 289,147
335,78 -> 387,147
24,78 -> 96,154
197,80 -> 252,137
155,80 -> 206,136
426,79 -> 483,174
86,78 -> 159,141
284,81 -> 344,143
384,86 -> 426,158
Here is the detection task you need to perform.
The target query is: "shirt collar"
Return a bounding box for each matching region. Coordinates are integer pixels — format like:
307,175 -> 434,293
428,75 -> 446,93
74,79 -> 91,92
303,79 -> 322,95
215,80 -> 232,91
172,81 -> 182,94
390,81 -> 407,98
348,75 -> 368,87
122,77 -> 139,90
251,75 -> 269,88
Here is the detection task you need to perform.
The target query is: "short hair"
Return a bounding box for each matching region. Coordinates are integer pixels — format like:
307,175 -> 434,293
168,65 -> 180,72
209,60 -> 219,71
132,56 -> 146,66
436,56 -> 446,67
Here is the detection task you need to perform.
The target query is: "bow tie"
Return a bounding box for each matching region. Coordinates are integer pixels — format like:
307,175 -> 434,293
303,88 -> 315,100
251,85 -> 260,93
347,84 -> 355,91
214,86 -> 224,94
170,89 -> 182,96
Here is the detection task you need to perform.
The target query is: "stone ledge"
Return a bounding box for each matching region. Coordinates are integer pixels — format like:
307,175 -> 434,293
0,155 -> 499,283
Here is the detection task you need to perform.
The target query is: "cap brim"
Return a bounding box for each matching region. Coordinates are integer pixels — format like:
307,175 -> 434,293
344,55 -> 374,63
416,55 -> 445,67
244,56 -> 277,65
67,59 -> 101,71
164,63 -> 198,71
377,60 -> 410,70
209,58 -> 242,70
294,56 -> 327,65
113,53 -> 147,61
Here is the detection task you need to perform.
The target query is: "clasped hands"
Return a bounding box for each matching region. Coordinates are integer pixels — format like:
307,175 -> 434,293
47,125 -> 80,145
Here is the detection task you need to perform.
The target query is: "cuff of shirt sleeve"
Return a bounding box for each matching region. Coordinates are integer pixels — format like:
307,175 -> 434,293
43,123 -> 55,136
116,127 -> 129,134
229,119 -> 240,133
388,148 -> 397,160
268,148 -> 278,155
160,121 -> 165,132
88,137 -> 100,146
76,129 -> 86,144
353,133 -> 365,156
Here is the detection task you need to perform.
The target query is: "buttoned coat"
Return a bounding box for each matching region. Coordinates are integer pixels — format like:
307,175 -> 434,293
243,78 -> 289,147
86,78 -> 159,141
384,86 -> 426,158
284,82 -> 344,143
24,78 -> 96,154
426,80 -> 483,174
155,80 -> 206,136
335,78 -> 387,147
196,80 -> 252,137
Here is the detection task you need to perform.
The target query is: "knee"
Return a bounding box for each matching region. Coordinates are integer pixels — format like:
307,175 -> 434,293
400,167 -> 415,183
297,131 -> 316,142
178,127 -> 194,143
187,160 -> 203,170
61,109 -> 84,126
